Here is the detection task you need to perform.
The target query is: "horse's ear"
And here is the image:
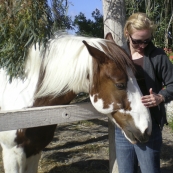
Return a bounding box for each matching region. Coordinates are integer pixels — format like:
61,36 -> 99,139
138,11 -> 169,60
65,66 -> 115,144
105,32 -> 114,41
83,40 -> 107,64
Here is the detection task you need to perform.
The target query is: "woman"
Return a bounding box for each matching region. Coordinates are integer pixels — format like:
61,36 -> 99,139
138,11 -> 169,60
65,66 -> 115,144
115,12 -> 173,173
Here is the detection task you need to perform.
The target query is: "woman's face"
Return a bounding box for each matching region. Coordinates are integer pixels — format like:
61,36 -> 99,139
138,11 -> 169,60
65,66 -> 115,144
128,29 -> 152,54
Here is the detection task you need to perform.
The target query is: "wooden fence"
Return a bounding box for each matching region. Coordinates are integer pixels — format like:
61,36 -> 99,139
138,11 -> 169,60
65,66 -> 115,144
0,102 -> 118,173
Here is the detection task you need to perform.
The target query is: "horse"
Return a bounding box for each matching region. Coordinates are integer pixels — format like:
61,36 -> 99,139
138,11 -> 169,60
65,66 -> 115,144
0,32 -> 152,173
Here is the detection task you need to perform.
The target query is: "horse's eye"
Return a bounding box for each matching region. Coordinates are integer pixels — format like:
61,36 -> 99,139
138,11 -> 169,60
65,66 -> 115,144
115,83 -> 127,90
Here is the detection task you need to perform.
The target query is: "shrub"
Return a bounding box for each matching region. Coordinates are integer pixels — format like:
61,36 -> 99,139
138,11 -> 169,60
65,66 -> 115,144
164,48 -> 173,64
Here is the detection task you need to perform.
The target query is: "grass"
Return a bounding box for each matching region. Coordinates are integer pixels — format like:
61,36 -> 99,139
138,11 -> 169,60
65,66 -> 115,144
168,119 -> 173,132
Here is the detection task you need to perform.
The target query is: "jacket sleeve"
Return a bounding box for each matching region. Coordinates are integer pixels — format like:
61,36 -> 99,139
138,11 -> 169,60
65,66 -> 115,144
157,53 -> 173,103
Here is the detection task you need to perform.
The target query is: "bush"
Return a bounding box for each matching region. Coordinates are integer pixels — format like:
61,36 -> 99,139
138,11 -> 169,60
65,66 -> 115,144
164,48 -> 173,64
168,120 -> 173,132
169,55 -> 173,64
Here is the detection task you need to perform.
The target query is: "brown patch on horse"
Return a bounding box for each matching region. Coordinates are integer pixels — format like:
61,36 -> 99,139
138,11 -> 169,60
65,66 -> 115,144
33,91 -> 76,107
112,111 -> 134,129
16,125 -> 57,158
15,91 -> 76,158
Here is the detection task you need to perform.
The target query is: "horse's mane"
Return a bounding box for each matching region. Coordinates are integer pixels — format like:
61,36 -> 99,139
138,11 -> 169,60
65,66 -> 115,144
30,32 -> 134,98
99,40 -> 134,74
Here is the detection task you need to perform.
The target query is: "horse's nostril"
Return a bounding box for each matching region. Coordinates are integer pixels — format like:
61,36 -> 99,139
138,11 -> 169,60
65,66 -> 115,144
140,128 -> 150,143
144,128 -> 147,135
144,128 -> 151,136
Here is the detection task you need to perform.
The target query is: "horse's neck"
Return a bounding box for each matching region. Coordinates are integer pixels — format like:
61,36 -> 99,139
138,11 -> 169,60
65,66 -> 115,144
33,91 -> 76,107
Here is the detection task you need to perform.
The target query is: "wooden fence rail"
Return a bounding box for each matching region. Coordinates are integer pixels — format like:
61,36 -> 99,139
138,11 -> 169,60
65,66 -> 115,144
0,102 -> 118,173
0,102 -> 105,131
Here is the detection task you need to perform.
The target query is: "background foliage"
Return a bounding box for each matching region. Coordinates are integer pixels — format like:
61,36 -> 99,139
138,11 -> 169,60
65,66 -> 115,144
0,0 -> 72,81
124,0 -> 173,49
73,9 -> 104,38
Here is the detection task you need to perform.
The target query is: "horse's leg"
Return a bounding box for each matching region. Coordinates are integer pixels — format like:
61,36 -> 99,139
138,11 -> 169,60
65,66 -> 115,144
2,146 -> 41,173
0,130 -> 28,173
2,144 -> 26,173
25,153 -> 41,173
1,131 -> 41,173
0,130 -> 27,173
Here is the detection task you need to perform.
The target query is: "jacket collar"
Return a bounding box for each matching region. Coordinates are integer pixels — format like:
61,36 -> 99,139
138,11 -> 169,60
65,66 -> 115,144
144,41 -> 156,57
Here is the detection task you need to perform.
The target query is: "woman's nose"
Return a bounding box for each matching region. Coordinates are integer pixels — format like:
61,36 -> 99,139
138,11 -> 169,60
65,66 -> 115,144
139,43 -> 146,48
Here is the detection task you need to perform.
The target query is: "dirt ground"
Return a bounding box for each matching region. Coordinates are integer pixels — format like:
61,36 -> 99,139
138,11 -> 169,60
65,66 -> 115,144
0,118 -> 172,173
39,119 -> 173,173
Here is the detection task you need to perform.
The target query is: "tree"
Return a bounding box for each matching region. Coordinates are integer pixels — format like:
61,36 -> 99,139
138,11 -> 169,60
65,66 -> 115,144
73,9 -> 104,38
51,0 -> 73,31
0,0 -> 73,81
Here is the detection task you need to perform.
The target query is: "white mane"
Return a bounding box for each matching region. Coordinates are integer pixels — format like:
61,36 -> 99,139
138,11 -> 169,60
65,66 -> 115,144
28,34 -> 110,98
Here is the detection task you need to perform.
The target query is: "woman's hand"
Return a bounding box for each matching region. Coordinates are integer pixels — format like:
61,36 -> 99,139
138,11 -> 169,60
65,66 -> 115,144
141,88 -> 164,107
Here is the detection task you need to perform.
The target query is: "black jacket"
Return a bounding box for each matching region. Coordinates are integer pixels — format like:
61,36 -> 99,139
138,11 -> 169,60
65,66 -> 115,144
143,42 -> 173,127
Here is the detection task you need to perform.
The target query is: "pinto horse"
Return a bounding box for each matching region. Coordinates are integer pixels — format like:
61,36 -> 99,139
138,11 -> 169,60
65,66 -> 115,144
0,32 -> 152,173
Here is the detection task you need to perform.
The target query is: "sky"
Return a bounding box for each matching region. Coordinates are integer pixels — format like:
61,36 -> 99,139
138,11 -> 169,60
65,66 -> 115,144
68,0 -> 103,19
48,0 -> 103,34
68,0 -> 103,34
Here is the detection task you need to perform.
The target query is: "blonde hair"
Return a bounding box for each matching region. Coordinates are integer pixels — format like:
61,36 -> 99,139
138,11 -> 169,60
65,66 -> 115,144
124,13 -> 155,39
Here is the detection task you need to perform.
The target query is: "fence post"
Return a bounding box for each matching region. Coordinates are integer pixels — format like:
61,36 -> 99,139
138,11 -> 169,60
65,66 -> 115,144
108,118 -> 119,173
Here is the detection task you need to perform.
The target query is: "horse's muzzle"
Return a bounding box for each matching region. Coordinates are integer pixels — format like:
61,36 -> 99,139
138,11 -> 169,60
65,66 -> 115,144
123,127 -> 151,144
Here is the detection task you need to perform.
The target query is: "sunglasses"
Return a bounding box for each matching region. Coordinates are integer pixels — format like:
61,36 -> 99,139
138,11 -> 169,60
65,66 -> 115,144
129,35 -> 152,45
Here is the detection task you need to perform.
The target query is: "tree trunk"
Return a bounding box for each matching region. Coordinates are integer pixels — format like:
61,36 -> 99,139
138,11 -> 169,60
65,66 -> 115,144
102,0 -> 127,48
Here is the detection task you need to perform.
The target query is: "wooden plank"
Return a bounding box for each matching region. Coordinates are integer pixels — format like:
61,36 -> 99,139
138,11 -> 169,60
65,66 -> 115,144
0,102 -> 105,131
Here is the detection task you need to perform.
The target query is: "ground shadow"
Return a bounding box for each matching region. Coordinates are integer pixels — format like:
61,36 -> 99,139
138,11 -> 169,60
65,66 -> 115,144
48,159 -> 109,173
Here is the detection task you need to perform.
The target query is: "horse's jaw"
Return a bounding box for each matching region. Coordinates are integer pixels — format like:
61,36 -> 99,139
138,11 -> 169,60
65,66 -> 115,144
89,93 -> 151,144
107,110 -> 151,144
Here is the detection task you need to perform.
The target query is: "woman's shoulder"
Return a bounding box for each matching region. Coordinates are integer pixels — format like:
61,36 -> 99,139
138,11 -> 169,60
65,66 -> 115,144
152,47 -> 166,55
148,45 -> 167,61
145,42 -> 166,57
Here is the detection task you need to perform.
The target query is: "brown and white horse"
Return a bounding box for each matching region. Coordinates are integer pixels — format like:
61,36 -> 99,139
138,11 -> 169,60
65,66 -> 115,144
0,32 -> 151,173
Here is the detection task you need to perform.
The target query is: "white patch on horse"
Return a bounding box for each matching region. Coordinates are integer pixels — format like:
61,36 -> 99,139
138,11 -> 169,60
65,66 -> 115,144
2,145 -> 26,173
0,130 -> 17,148
0,130 -> 27,173
25,153 -> 41,173
126,69 -> 152,135
118,109 -> 130,114
90,94 -> 114,114
116,103 -> 122,108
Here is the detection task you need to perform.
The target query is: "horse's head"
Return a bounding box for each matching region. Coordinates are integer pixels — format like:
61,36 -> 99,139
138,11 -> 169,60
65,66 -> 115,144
83,33 -> 152,144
